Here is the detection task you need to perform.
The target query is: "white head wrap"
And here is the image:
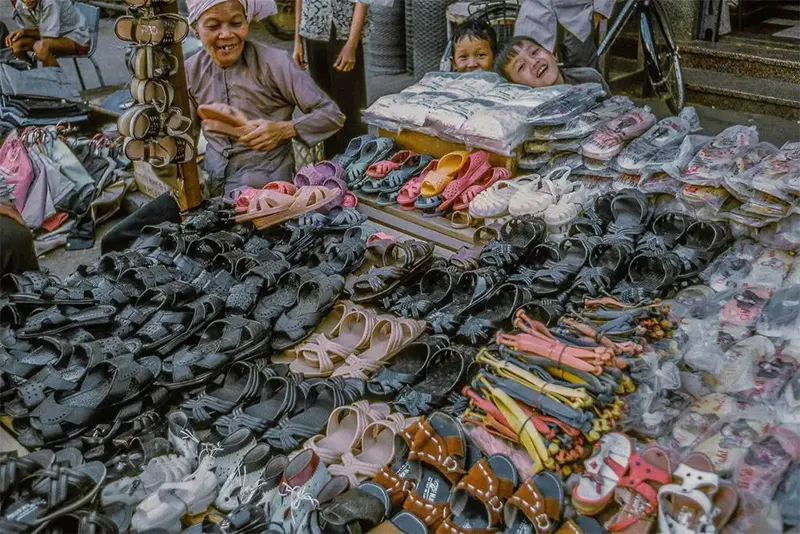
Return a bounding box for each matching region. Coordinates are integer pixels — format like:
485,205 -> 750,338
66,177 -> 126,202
187,0 -> 276,26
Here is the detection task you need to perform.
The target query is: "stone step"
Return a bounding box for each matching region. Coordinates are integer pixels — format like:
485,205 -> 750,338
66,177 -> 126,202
683,67 -> 800,120
681,39 -> 800,83
773,2 -> 800,21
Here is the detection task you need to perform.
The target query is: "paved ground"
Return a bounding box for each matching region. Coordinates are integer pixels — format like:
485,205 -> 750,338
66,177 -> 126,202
1,7 -> 797,279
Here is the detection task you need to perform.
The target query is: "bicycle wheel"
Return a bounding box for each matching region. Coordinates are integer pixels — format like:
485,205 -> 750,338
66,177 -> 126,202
640,0 -> 685,113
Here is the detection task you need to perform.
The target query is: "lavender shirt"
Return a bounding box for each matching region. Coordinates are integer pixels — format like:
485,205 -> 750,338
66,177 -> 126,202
186,41 -> 345,191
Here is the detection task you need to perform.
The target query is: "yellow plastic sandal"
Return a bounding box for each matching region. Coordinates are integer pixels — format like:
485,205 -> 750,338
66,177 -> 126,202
475,376 -> 553,472
420,151 -> 470,197
476,351 -> 594,409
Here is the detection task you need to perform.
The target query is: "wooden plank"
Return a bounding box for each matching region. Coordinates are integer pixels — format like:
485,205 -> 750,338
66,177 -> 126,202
358,193 -> 476,247
378,128 -> 518,172
163,2 -> 202,210
357,200 -> 477,252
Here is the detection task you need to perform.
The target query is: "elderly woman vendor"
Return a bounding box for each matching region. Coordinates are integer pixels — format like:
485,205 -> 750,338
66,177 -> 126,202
185,0 -> 345,194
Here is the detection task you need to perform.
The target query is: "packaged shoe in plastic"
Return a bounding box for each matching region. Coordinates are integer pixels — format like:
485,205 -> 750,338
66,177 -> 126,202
617,106 -> 700,173
581,107 -> 657,162
679,125 -> 759,187
525,83 -> 606,127
533,95 -> 635,140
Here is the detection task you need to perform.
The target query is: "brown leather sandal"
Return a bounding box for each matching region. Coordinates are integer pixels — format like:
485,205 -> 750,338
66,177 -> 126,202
504,471 -> 564,534
373,418 -> 424,509
438,454 -> 518,533
402,412 -> 467,530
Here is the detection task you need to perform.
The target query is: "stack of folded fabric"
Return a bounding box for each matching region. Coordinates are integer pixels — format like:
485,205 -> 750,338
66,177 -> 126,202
0,65 -> 90,130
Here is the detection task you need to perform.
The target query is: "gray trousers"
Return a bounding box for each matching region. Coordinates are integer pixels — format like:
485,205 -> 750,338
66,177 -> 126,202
561,24 -> 599,71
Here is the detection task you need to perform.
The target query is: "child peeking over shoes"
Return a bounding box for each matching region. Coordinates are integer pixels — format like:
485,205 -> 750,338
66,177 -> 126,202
496,35 -> 611,94
451,18 -> 497,73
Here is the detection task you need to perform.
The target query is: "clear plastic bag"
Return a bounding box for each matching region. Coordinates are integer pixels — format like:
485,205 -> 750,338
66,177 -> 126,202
722,142 -> 781,201
677,125 -> 759,187
663,134 -> 712,180
758,213 -> 800,250
740,247 -> 794,291
580,107 -> 657,161
700,239 -> 762,292
531,95 -> 635,140
735,426 -> 800,504
525,83 -> 606,126
715,335 -> 774,394
617,106 -> 701,173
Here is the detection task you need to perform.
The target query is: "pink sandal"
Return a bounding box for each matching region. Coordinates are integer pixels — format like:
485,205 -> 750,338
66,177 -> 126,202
252,186 -> 340,230
438,151 -> 492,212
329,413 -> 414,487
304,400 -> 391,465
397,159 -> 438,209
366,151 -> 412,179
331,316 -> 426,380
233,190 -> 295,223
263,181 -> 297,195
289,308 -> 379,377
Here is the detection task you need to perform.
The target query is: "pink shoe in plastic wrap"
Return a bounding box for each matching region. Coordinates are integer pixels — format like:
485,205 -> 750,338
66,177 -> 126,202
581,108 -> 657,162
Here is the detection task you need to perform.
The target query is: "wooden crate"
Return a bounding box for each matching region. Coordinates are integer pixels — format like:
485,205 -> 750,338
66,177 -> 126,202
357,193 -> 476,252
377,128 -> 519,172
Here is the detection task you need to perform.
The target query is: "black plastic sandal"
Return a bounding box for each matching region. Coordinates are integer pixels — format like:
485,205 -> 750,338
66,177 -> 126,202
367,335 -> 450,397
264,377 -> 364,452
14,354 -> 160,447
346,240 -> 434,304
214,372 -> 304,437
226,259 -> 292,315
7,336 -> 139,417
186,230 -> 246,264
456,283 -> 528,345
317,228 -> 367,276
251,267 -> 324,325
195,316 -> 271,362
427,267 -> 506,335
135,294 -> 225,355
393,348 -> 468,417
390,266 -> 458,319
17,305 -> 117,338
271,275 -> 345,350
180,361 -> 268,429
0,462 -> 106,530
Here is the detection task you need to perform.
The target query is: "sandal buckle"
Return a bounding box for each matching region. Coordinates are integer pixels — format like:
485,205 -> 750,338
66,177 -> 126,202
442,456 -> 459,472
487,495 -> 503,513
534,513 -> 552,531
401,479 -> 416,493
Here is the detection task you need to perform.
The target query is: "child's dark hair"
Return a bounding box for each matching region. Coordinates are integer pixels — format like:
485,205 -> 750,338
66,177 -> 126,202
452,18 -> 498,55
494,35 -> 545,79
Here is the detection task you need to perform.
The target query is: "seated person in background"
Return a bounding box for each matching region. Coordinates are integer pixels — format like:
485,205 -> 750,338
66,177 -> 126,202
186,0 -> 344,195
451,18 -> 496,73
0,209 -> 39,275
6,0 -> 90,67
495,35 -> 610,94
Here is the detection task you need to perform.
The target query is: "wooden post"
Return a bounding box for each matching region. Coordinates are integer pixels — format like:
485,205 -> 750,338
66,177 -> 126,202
164,1 -> 202,210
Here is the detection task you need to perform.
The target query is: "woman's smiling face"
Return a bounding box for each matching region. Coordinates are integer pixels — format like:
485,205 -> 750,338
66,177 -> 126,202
198,1 -> 249,68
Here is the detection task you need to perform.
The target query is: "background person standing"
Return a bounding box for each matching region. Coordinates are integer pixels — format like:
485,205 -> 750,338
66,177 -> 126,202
293,0 -> 369,157
514,0 -> 614,71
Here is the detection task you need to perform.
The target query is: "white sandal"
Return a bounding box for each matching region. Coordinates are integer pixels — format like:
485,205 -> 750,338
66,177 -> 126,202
468,175 -> 538,219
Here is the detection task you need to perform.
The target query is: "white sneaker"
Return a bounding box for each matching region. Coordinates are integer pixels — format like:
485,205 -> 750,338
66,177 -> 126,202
132,468 -> 217,533
197,428 -> 257,486
215,443 -> 272,512
167,411 -> 199,461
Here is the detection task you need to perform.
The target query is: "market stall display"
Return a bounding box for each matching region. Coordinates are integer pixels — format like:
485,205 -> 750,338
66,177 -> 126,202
1,71 -> 800,534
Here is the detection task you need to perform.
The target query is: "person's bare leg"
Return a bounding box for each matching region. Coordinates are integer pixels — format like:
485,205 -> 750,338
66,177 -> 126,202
32,37 -> 80,67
